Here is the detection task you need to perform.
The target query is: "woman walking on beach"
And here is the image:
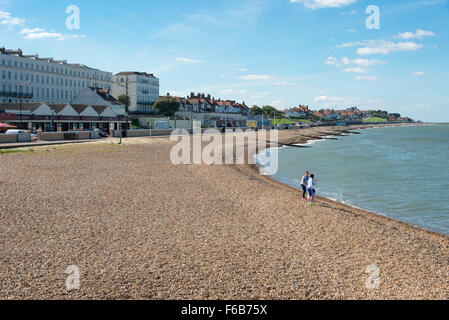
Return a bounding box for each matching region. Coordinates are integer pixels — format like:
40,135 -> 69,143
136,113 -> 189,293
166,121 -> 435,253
307,174 -> 316,205
300,171 -> 310,200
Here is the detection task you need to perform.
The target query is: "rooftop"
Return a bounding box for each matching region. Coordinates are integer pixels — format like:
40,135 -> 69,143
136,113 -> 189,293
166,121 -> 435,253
0,47 -> 108,72
114,71 -> 158,78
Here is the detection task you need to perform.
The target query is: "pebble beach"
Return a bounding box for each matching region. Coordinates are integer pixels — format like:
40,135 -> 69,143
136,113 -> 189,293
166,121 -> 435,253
0,125 -> 448,300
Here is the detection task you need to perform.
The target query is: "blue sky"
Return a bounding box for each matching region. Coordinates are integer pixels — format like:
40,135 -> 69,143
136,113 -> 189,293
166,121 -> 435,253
1,0 -> 448,122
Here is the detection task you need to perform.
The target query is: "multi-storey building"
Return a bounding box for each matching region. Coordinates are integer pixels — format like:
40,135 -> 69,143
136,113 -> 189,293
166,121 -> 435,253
0,48 -> 112,105
111,72 -> 160,114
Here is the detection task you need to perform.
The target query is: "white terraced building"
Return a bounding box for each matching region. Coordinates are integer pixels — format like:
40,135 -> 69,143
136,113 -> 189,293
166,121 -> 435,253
0,48 -> 112,105
111,72 -> 159,114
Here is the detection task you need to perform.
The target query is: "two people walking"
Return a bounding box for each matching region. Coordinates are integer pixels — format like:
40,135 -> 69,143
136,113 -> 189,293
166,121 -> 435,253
301,171 -> 317,205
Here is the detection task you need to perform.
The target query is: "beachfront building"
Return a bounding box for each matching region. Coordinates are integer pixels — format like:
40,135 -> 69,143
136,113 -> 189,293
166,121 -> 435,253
111,72 -> 160,114
0,87 -> 127,131
0,48 -> 112,105
284,105 -> 312,118
167,92 -> 249,127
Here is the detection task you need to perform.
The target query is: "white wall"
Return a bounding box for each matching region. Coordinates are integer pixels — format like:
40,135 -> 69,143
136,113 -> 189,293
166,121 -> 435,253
0,51 -> 112,105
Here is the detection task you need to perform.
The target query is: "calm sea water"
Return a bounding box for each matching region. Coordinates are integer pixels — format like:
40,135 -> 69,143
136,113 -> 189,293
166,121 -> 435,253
272,125 -> 449,236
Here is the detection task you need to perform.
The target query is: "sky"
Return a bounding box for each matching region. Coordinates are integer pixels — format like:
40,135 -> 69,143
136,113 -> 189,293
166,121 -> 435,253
0,0 -> 448,122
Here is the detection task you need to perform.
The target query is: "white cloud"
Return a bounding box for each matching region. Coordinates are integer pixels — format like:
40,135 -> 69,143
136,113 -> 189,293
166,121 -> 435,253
290,0 -> 356,9
396,29 -> 436,39
340,40 -> 423,55
358,41 -> 422,55
238,74 -> 272,80
412,71 -> 424,76
325,56 -> 341,67
347,29 -> 356,33
341,57 -> 386,67
0,11 -> 25,26
355,75 -> 379,80
20,27 -> 45,34
237,68 -> 248,72
326,56 -> 386,75
176,57 -> 203,64
314,95 -> 345,103
20,28 -> 85,41
274,81 -> 289,86
342,67 -> 367,73
341,10 -> 357,15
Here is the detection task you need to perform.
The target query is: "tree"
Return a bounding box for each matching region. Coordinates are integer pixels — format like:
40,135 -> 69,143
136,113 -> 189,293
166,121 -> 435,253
250,105 -> 263,116
118,95 -> 130,115
153,97 -> 181,117
389,113 -> 401,119
262,105 -> 283,118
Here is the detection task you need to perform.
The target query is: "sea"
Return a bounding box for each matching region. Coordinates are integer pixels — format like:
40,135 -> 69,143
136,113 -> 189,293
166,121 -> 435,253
270,124 -> 449,236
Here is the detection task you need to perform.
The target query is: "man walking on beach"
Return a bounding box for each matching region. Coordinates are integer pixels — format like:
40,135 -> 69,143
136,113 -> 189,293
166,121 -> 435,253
301,171 -> 310,200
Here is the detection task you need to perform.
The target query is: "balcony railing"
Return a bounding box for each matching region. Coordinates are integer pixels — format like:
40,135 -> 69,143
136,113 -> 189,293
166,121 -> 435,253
136,101 -> 155,106
0,91 -> 34,99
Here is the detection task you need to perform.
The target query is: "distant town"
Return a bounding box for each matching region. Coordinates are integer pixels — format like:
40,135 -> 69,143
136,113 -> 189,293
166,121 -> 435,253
0,47 -> 415,139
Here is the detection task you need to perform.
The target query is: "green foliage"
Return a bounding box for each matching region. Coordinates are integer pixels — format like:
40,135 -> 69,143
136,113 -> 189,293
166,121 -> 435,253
153,97 -> 181,117
389,113 -> 401,119
118,95 -> 131,115
364,117 -> 387,123
250,106 -> 263,116
271,118 -> 312,125
261,105 -> 283,118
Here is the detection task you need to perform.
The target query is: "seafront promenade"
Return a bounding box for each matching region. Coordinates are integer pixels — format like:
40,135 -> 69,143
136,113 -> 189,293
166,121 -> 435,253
0,125 -> 447,299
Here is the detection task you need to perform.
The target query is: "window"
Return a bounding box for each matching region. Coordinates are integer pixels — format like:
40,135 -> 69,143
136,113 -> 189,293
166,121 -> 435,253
1,71 -> 5,80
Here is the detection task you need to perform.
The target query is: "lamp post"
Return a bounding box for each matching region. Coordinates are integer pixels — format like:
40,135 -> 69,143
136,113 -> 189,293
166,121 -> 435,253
18,81 -> 32,130
19,93 -> 22,129
115,75 -> 130,144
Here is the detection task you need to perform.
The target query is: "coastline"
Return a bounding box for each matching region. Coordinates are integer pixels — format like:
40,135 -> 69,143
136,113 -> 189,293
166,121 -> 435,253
1,123 -> 448,299
252,123 -> 449,238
